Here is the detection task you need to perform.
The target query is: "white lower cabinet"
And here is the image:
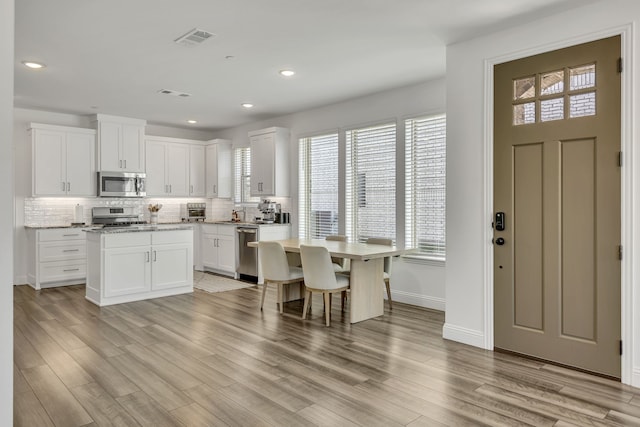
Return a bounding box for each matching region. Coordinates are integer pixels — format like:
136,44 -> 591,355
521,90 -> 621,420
200,224 -> 237,277
86,229 -> 193,306
27,228 -> 89,290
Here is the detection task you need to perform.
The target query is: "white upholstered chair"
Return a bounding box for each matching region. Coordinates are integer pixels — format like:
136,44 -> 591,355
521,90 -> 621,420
366,237 -> 394,309
299,244 -> 350,326
258,241 -> 305,314
325,234 -> 349,273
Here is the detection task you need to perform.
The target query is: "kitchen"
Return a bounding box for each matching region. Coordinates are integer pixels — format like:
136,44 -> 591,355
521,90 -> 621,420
7,0 -> 640,425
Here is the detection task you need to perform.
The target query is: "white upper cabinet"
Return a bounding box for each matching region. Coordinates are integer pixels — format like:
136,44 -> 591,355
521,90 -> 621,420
145,136 -> 202,197
92,114 -> 146,172
205,139 -> 232,198
249,127 -> 290,197
31,123 -> 96,197
189,145 -> 206,197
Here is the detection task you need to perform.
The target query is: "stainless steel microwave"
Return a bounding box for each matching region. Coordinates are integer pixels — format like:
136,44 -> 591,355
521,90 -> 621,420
98,172 -> 146,197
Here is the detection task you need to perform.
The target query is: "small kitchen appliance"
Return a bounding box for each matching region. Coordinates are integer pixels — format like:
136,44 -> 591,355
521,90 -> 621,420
98,171 -> 146,197
92,207 -> 145,227
257,199 -> 280,223
184,202 -> 206,222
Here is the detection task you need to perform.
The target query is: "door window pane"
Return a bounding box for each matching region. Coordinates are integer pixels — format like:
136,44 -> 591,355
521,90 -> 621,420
513,102 -> 535,125
570,92 -> 596,118
570,64 -> 596,90
541,97 -> 564,122
541,70 -> 564,95
514,77 -> 535,100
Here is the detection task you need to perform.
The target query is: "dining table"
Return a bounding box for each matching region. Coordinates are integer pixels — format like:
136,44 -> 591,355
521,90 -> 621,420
249,238 -> 412,323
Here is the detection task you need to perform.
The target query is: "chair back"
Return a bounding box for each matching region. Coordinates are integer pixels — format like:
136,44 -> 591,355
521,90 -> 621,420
366,237 -> 393,274
259,241 -> 291,281
300,245 -> 342,290
325,235 -> 347,267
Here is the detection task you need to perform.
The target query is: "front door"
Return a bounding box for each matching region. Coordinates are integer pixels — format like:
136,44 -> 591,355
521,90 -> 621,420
494,36 -> 621,378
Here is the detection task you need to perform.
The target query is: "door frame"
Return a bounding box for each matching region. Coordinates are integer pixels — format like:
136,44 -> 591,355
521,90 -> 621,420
482,25 -> 634,384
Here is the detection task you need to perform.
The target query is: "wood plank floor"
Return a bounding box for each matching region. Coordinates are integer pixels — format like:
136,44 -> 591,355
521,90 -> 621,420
13,282 -> 640,426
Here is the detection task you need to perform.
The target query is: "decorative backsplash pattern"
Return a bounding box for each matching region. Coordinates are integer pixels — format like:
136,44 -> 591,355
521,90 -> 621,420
24,197 -> 292,227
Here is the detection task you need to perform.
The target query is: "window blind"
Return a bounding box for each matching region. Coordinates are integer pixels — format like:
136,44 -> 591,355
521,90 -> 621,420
299,133 -> 339,239
405,114 -> 446,258
346,123 -> 396,243
234,147 -> 259,204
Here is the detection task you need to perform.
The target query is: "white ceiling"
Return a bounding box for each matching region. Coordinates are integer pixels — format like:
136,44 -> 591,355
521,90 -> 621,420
14,0 -> 597,131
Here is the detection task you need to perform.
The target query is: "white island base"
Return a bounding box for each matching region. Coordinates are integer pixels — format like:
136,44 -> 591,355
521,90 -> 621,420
86,228 -> 193,306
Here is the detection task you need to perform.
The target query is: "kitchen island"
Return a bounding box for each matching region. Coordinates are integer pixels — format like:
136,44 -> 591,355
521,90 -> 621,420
85,225 -> 193,306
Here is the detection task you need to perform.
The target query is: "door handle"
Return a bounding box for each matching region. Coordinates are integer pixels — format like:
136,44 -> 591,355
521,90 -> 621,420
169,184 -> 172,193
190,184 -> 193,194
63,249 -> 80,252
61,182 -> 65,191
67,182 -> 70,191
63,268 -> 80,272
153,250 -> 157,262
119,160 -> 122,168
124,159 -> 127,169
146,251 -> 150,262
213,184 -> 216,194
495,237 -> 505,246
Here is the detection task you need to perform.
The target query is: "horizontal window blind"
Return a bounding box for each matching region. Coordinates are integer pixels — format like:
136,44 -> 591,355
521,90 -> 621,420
405,114 -> 446,258
299,133 -> 339,239
234,147 -> 259,204
346,123 -> 396,243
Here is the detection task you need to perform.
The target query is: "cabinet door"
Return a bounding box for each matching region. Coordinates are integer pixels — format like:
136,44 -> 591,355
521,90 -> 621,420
99,122 -> 122,171
151,244 -> 192,290
217,143 -> 232,198
66,132 -> 96,196
103,246 -> 151,297
217,234 -> 236,273
166,144 -> 189,196
121,124 -> 144,172
189,145 -> 206,197
33,129 -> 67,196
205,145 -> 218,198
250,133 -> 275,196
201,233 -> 218,268
145,140 -> 167,196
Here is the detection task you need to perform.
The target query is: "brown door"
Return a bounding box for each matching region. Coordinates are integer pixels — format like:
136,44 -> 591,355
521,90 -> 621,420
494,36 -> 621,378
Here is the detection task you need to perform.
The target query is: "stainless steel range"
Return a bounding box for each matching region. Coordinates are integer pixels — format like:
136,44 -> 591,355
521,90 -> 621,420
92,207 -> 145,227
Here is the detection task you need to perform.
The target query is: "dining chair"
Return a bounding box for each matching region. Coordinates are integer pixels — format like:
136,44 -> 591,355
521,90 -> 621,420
325,234 -> 349,273
258,241 -> 305,314
299,244 -> 350,326
366,237 -> 394,309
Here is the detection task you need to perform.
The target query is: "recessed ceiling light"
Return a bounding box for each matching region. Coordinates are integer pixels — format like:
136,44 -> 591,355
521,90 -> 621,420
22,61 -> 46,69
187,120 -> 197,124
241,103 -> 254,109
279,69 -> 295,77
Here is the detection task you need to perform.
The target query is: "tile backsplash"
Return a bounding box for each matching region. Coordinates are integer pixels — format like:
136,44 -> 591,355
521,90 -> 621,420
24,197 -> 292,227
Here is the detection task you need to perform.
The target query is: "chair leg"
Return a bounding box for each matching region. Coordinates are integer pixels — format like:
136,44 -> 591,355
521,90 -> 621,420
385,279 -> 392,310
323,292 -> 331,326
302,290 -> 311,320
260,281 -> 268,310
341,290 -> 347,312
278,283 -> 284,314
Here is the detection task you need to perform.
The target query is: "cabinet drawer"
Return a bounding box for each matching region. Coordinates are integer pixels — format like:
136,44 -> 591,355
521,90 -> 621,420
200,224 -> 218,235
104,232 -> 151,248
39,242 -> 86,262
39,228 -> 86,242
216,224 -> 236,236
152,230 -> 192,245
39,261 -> 86,283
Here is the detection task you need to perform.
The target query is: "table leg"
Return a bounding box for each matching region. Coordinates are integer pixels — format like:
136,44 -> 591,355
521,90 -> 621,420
349,258 -> 384,323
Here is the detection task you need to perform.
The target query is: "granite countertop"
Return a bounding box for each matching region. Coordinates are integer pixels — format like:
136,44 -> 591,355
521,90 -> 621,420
85,224 -> 194,234
202,220 -> 290,226
24,224 -> 102,230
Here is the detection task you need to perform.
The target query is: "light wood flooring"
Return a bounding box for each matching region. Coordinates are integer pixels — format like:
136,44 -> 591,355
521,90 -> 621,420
14,282 -> 640,426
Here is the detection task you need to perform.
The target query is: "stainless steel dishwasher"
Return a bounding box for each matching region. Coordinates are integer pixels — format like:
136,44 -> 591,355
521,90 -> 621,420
236,226 -> 258,279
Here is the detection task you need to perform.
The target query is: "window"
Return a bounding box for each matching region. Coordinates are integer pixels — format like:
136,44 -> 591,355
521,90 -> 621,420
299,133 -> 339,238
405,114 -> 446,259
234,147 -> 259,204
346,123 -> 396,243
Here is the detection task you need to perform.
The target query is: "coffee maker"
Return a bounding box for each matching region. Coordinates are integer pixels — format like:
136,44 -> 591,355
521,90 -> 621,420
257,199 -> 280,223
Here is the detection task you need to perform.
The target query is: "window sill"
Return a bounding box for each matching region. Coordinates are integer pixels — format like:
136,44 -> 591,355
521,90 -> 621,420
400,254 -> 445,267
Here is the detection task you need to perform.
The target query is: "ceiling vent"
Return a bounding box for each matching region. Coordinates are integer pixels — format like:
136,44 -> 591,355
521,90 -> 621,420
174,28 -> 215,46
157,89 -> 192,98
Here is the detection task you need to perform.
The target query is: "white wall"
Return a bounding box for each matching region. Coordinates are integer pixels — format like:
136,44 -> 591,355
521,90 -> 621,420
218,79 -> 447,310
1,0 -> 14,423
445,0 -> 640,386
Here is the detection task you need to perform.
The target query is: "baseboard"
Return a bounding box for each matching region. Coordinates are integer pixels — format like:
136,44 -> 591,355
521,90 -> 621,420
14,275 -> 27,286
632,367 -> 640,388
442,322 -> 486,349
390,290 -> 445,311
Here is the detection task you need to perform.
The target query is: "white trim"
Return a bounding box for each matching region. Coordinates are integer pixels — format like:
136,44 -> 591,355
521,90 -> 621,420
13,275 -> 27,286
390,289 -> 445,311
483,24 -> 634,384
442,323 -> 485,348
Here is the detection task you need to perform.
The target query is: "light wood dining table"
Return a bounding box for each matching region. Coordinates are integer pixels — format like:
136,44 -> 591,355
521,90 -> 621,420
249,238 -> 412,323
